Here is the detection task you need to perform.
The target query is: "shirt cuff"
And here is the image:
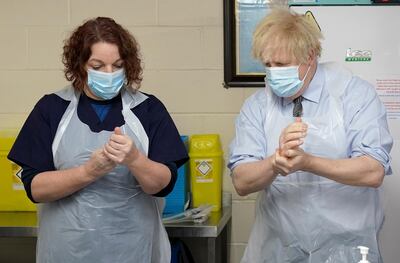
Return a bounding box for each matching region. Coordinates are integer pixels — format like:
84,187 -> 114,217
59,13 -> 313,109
352,144 -> 392,175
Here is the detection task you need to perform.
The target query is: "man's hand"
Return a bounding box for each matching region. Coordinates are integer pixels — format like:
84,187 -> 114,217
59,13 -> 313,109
273,147 -> 311,176
273,118 -> 310,175
279,117 -> 307,156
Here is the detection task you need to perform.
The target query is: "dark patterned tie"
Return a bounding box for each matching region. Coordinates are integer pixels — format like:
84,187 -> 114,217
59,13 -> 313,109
293,96 -> 303,117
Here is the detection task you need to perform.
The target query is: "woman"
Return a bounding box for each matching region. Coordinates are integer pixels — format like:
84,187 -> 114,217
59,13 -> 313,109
8,17 -> 188,263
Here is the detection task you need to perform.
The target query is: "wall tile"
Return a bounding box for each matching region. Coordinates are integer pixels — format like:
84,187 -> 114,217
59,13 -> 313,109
202,27 -> 223,70
166,114 -> 237,152
244,87 -> 263,99
141,70 -> 243,113
223,169 -> 234,193
0,27 -> 27,69
169,114 -> 205,137
158,0 -> 222,26
201,114 -> 236,152
229,244 -> 247,263
232,190 -> 259,201
0,70 -> 68,113
70,0 -> 157,26
231,200 -> 256,243
28,27 -> 67,70
0,113 -> 29,130
131,27 -> 203,70
0,0 -> 68,26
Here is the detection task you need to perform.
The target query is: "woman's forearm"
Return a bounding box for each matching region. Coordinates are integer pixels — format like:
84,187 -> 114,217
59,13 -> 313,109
31,165 -> 97,203
127,151 -> 171,195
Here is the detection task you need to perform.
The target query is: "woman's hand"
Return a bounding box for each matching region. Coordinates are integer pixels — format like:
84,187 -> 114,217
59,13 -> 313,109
102,127 -> 172,194
83,149 -> 116,179
103,127 -> 140,166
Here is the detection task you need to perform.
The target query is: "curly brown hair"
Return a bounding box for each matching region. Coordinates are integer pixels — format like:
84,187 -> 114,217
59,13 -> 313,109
62,17 -> 143,91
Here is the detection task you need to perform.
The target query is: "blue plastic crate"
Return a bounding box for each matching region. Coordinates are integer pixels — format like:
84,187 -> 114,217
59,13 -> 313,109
163,136 -> 189,216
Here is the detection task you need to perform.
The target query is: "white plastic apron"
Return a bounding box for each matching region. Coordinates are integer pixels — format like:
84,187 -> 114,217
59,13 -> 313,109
36,87 -> 170,263
241,63 -> 383,263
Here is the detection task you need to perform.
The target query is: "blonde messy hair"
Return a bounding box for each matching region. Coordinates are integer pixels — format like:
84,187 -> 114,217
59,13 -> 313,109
252,8 -> 323,64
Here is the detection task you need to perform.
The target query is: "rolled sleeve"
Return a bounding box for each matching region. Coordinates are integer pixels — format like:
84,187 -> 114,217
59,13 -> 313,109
344,77 -> 393,174
228,91 -> 267,171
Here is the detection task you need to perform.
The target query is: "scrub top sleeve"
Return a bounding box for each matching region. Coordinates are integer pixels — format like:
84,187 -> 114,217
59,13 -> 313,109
8,94 -> 69,173
146,95 -> 189,168
20,165 -> 39,203
343,77 -> 393,174
228,93 -> 267,171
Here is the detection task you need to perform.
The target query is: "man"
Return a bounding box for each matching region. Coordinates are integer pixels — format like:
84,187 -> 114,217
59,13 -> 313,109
228,8 -> 392,263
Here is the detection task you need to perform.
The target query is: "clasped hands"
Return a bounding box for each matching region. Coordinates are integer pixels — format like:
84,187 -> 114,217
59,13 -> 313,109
273,118 -> 309,176
84,127 -> 139,178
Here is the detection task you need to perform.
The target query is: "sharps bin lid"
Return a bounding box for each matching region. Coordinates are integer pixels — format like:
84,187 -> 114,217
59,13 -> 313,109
189,134 -> 222,157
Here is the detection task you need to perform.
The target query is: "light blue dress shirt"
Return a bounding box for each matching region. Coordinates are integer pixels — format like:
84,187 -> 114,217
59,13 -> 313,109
228,63 -> 393,174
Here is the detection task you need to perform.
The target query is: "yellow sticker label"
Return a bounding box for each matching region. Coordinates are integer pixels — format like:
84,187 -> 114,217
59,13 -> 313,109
195,159 -> 214,183
11,162 -> 24,190
305,11 -> 321,32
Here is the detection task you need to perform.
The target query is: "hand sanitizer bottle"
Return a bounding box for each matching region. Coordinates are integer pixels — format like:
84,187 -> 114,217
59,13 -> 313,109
357,246 -> 370,263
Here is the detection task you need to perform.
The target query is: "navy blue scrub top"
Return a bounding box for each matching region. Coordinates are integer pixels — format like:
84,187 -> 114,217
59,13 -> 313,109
8,91 -> 189,202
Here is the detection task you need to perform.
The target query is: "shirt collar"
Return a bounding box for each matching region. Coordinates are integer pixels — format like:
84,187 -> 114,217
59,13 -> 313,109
283,63 -> 324,106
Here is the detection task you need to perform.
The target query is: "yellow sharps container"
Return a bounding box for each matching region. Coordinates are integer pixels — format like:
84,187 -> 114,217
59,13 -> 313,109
189,134 -> 223,212
0,130 -> 36,211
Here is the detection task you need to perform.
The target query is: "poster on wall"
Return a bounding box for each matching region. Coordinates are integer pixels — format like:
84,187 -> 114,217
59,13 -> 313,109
376,78 -> 400,120
291,5 -> 400,128
223,0 -> 269,87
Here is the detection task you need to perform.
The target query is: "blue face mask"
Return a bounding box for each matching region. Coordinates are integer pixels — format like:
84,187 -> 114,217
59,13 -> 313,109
87,68 -> 125,100
265,64 -> 311,98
